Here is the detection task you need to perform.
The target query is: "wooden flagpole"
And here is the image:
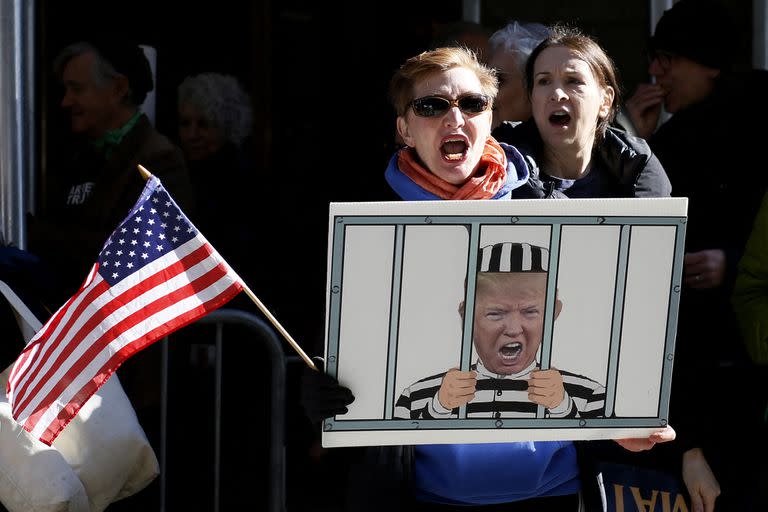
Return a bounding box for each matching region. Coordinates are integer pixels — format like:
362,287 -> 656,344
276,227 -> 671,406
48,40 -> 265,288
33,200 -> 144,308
138,164 -> 318,371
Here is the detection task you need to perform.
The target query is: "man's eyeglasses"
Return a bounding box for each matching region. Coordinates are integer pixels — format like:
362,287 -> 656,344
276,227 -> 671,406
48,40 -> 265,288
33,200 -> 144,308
408,94 -> 491,117
647,49 -> 676,70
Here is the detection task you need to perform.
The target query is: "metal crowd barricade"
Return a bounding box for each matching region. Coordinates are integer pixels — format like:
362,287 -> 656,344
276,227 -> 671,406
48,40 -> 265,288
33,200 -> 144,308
159,308 -> 286,512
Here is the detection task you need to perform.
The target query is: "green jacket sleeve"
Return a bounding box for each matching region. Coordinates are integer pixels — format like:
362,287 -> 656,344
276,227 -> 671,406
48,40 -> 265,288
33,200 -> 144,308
733,191 -> 768,364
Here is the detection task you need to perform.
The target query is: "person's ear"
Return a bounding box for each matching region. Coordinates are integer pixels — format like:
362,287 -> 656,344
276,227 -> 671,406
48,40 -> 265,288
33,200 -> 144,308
457,300 -> 465,321
110,75 -> 130,103
598,85 -> 615,119
553,296 -> 563,320
396,116 -> 415,147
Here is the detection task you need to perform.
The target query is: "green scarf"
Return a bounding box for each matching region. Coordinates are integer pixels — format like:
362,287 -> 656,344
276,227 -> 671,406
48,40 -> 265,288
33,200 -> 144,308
90,111 -> 142,158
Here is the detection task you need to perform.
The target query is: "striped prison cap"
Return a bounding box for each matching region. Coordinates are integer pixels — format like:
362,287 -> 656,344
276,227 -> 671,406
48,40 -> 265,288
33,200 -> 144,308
478,242 -> 549,272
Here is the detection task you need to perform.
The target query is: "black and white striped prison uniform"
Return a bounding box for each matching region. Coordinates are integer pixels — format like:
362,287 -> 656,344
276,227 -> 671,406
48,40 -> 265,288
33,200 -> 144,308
394,359 -> 605,420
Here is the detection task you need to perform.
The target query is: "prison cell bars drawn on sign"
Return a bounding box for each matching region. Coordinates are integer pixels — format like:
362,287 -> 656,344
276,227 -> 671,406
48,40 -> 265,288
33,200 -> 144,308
322,199 -> 687,447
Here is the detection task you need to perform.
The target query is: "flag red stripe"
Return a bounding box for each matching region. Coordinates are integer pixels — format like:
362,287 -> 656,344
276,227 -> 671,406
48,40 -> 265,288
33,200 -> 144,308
12,243 -> 213,415
8,284 -> 82,387
6,347 -> 34,395
9,269 -> 99,388
10,277 -> 110,401
36,280 -> 243,444
21,260 -> 230,429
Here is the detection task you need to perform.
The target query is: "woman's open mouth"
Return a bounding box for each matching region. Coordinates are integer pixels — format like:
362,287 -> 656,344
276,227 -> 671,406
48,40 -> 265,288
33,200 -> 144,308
440,137 -> 468,161
549,111 -> 571,126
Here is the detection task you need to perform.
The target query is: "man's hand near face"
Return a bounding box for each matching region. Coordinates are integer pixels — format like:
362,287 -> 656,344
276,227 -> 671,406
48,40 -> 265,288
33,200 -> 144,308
625,83 -> 665,139
528,369 -> 566,409
437,368 -> 477,409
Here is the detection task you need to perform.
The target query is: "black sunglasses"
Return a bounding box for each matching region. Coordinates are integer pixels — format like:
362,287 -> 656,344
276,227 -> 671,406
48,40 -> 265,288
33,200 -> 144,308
646,49 -> 676,70
408,94 -> 491,117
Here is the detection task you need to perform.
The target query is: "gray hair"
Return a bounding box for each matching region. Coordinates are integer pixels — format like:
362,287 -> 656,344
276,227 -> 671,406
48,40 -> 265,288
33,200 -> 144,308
53,41 -> 145,107
488,21 -> 550,73
177,73 -> 253,147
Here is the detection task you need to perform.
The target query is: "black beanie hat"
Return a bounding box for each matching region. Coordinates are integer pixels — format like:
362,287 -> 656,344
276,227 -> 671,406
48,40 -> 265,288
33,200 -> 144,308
650,0 -> 736,70
92,39 -> 154,105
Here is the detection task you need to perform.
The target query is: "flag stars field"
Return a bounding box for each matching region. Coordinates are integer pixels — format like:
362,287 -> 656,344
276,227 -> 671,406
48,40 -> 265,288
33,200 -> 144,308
96,187 -> 197,286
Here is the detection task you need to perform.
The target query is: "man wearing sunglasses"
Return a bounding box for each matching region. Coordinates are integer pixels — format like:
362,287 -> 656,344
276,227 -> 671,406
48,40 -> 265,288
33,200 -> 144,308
625,0 -> 768,510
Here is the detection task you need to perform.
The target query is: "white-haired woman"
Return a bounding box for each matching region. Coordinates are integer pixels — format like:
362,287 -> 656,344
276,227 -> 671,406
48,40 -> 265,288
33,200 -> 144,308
177,72 -> 253,163
176,73 -> 255,270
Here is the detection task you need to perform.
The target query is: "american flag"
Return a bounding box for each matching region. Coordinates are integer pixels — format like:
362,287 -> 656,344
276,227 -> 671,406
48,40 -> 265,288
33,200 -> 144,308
6,175 -> 243,445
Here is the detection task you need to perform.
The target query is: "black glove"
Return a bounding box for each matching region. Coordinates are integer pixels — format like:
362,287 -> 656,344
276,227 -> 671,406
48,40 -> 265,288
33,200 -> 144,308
300,356 -> 354,425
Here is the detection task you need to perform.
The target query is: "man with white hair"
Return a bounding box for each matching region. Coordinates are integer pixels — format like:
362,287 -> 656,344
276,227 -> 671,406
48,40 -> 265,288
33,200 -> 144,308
487,21 -> 550,131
